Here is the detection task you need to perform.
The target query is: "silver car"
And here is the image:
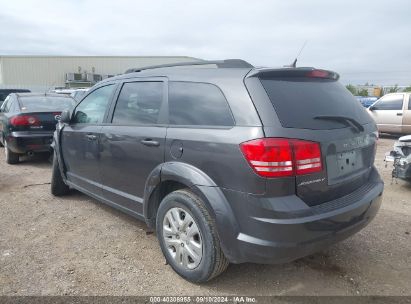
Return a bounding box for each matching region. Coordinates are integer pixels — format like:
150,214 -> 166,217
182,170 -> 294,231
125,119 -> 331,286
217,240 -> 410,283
368,92 -> 411,134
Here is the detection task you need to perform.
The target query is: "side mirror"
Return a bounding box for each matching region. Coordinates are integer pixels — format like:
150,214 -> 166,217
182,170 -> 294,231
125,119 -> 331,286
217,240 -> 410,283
368,106 -> 375,111
59,109 -> 71,123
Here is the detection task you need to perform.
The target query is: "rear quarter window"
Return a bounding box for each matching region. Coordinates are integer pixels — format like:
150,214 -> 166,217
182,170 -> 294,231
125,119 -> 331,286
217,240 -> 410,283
260,78 -> 373,130
168,82 -> 234,127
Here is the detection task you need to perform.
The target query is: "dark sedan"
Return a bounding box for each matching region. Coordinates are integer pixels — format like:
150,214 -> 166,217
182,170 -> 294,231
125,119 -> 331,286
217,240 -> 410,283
0,93 -> 75,164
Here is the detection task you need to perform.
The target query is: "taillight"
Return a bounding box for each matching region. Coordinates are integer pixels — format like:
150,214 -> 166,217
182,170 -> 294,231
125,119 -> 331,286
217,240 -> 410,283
292,140 -> 322,175
10,115 -> 41,127
240,138 -> 322,178
240,138 -> 293,177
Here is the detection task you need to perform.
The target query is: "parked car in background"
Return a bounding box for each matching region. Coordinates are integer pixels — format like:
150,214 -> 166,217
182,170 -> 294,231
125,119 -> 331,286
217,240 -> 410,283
0,93 -> 75,164
49,88 -> 76,95
70,88 -> 89,101
355,96 -> 378,108
0,89 -> 31,107
51,60 -> 383,283
384,135 -> 411,182
368,92 -> 411,134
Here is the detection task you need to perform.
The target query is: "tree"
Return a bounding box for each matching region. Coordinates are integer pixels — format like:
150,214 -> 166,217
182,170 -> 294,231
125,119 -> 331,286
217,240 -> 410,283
404,85 -> 411,92
388,85 -> 399,93
346,84 -> 357,95
357,88 -> 369,96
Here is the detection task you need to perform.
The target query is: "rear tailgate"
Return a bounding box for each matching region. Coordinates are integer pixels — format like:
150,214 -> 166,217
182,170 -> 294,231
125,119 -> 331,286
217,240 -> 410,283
246,68 -> 378,206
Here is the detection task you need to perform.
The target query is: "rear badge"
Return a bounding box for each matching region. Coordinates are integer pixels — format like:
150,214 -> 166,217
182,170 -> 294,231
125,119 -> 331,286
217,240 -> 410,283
298,177 -> 325,187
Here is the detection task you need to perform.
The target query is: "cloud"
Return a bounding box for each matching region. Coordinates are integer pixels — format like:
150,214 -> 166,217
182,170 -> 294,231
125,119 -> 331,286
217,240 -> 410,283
0,0 -> 410,84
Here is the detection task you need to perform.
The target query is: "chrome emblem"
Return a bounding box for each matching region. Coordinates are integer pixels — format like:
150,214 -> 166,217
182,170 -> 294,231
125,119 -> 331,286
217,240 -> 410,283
55,115 -> 61,121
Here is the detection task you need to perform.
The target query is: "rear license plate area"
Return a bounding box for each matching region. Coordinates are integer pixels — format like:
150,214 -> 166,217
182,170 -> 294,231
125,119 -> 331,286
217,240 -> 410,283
337,150 -> 359,174
326,148 -> 366,185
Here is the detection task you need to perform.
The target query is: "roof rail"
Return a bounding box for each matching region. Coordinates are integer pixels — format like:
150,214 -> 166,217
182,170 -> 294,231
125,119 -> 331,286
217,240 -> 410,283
125,59 -> 254,73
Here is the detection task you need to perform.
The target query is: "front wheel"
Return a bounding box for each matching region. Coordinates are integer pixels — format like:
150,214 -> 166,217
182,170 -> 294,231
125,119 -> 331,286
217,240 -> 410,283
156,189 -> 229,283
4,140 -> 19,164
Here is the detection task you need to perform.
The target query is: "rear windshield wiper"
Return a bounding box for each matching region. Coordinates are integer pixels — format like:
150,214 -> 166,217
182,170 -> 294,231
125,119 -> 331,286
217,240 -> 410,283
313,115 -> 364,133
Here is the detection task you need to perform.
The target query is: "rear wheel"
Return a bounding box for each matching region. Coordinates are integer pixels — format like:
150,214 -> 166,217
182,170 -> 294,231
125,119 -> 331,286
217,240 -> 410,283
4,140 -> 19,164
51,152 -> 70,196
156,189 -> 229,282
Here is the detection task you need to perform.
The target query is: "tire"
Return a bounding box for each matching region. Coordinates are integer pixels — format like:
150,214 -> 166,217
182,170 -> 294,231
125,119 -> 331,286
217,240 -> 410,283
156,189 -> 229,283
4,140 -> 19,164
51,151 -> 70,196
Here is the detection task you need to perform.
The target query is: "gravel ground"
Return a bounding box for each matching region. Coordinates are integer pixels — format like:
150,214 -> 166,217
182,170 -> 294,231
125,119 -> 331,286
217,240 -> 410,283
0,137 -> 410,296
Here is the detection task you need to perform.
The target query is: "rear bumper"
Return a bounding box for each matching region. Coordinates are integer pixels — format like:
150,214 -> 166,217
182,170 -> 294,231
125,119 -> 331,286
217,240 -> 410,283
220,167 -> 384,264
6,131 -> 54,154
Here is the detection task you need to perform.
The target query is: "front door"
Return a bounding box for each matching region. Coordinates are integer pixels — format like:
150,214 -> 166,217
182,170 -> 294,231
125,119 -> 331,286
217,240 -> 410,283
61,84 -> 117,196
99,80 -> 166,215
369,93 -> 404,133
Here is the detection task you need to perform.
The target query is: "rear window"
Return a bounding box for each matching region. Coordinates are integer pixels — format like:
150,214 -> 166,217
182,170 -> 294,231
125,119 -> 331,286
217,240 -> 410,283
19,96 -> 75,112
168,82 -> 234,126
260,79 -> 373,130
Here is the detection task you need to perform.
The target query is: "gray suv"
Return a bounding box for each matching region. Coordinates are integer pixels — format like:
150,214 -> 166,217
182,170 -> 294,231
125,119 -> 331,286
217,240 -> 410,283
51,59 -> 384,282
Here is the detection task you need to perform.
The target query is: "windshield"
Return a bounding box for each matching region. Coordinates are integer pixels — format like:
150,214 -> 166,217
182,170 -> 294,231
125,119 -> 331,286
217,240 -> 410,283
260,78 -> 373,130
19,96 -> 75,112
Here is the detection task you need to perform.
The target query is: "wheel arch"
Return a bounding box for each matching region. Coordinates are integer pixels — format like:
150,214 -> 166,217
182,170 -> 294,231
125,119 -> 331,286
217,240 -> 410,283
143,162 -> 240,261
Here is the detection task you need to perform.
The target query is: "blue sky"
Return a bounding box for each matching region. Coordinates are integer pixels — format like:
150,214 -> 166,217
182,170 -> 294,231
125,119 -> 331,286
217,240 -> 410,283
0,0 -> 410,85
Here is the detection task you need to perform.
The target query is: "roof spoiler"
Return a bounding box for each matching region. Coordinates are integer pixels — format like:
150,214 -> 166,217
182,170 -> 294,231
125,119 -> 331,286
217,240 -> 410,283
247,67 -> 340,80
125,59 -> 254,73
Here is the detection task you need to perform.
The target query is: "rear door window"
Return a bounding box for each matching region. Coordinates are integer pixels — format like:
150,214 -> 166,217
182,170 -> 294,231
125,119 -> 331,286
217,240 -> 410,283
112,82 -> 163,125
168,82 -> 234,126
260,79 -> 373,130
373,94 -> 404,110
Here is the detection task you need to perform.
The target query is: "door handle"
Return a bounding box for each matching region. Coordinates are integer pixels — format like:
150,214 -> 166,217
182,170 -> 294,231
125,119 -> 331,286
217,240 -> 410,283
140,139 -> 160,147
86,134 -> 97,141
397,113 -> 403,116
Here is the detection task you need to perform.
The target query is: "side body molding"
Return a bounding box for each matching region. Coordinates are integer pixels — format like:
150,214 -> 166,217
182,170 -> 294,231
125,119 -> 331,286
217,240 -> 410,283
143,161 -> 241,261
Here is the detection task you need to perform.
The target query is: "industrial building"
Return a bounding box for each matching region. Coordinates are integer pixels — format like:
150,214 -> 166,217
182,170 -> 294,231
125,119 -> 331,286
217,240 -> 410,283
0,55 -> 200,92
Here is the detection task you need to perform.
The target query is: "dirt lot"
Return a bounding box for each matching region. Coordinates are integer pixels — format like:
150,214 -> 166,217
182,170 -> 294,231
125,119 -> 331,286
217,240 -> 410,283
0,137 -> 410,296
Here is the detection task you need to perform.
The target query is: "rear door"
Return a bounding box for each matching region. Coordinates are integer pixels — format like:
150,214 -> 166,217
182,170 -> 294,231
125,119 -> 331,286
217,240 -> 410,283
61,84 -> 117,195
245,69 -> 378,205
99,79 -> 167,215
368,94 -> 405,133
402,94 -> 411,134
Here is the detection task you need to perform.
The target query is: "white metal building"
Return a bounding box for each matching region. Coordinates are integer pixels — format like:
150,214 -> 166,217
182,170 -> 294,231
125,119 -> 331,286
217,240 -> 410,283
0,55 -> 200,92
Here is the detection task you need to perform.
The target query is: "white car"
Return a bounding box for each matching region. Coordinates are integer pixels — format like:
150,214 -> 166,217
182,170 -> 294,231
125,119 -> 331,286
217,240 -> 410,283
368,92 -> 411,134
70,88 -> 89,101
